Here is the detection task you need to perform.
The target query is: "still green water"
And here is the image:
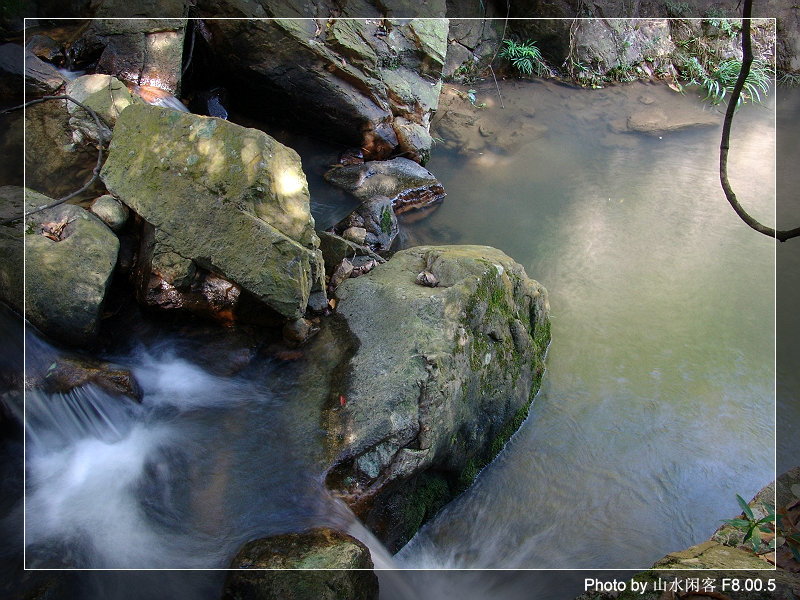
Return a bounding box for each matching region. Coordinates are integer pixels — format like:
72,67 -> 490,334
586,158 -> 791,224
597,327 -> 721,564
395,79 -> 776,569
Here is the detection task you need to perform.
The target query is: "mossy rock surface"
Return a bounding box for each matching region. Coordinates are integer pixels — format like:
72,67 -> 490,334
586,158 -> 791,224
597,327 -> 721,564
24,192 -> 119,346
325,244 -> 549,551
223,528 -> 378,600
101,103 -> 323,320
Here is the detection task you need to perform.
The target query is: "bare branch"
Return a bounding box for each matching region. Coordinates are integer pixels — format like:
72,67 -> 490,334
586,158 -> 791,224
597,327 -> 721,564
720,0 -> 800,242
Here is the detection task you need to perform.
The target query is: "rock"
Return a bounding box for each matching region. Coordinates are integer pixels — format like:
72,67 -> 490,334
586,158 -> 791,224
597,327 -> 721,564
283,317 -> 317,347
191,13 -> 447,162
415,270 -> 438,287
356,196 -> 398,251
0,186 -> 24,314
622,107 -> 720,134
223,528 -> 379,600
23,81 -> 106,201
329,258 -> 354,292
72,19 -> 187,94
25,34 -> 65,64
90,194 -> 129,231
324,157 -> 445,214
65,74 -> 144,145
393,116 -> 433,165
34,356 -> 142,401
24,193 -> 119,346
343,226 -> 367,245
326,245 -> 550,551
100,103 -> 325,321
318,231 -> 384,276
570,19 -> 675,80
431,83 -> 547,155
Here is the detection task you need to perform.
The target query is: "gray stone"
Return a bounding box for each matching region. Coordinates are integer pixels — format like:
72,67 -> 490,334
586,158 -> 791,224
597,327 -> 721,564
100,103 -> 325,320
90,194 -> 129,231
24,192 -> 119,346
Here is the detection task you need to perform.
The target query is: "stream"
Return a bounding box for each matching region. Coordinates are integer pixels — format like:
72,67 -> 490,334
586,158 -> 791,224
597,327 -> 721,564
2,77 -> 787,598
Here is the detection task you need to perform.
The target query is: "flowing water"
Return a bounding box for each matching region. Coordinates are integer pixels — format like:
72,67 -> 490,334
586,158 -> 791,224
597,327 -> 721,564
2,78 -> 789,598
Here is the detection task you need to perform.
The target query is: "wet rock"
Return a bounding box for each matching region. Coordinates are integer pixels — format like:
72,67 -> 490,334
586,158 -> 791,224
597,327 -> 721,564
621,107 -> 720,134
24,192 -> 119,346
101,103 -> 325,321
25,34 -> 66,64
223,528 -> 379,600
393,116 -> 433,165
0,186 -> 24,314
90,194 -> 129,231
283,317 -> 317,347
192,14 -> 447,162
324,157 -> 445,214
35,356 -> 142,401
358,196 -> 398,251
326,245 -> 550,551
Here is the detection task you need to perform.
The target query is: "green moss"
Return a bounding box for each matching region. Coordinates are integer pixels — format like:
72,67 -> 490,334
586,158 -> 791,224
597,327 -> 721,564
457,458 -> 478,490
380,206 -> 392,235
403,474 -> 451,538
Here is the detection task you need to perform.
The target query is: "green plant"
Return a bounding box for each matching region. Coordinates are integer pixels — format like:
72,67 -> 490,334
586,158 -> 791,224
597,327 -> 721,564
721,494 -> 775,552
664,0 -> 690,17
700,58 -> 772,105
498,39 -> 549,77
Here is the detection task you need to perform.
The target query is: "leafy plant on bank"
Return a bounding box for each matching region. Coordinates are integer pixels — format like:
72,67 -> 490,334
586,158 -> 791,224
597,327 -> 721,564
498,39 -> 549,77
721,494 -> 775,552
700,58 -> 772,105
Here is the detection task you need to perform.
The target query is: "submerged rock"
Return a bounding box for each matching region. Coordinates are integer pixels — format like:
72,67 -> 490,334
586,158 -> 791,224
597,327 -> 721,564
326,245 -> 550,551
223,528 -> 379,600
33,356 -> 142,401
324,157 -> 445,215
101,103 -> 325,321
24,192 -> 119,346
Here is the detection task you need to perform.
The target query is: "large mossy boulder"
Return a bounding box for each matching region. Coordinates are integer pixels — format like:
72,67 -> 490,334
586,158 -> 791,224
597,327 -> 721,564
325,245 -> 550,551
100,103 -> 325,321
24,192 -> 120,346
191,10 -> 447,161
223,528 -> 379,600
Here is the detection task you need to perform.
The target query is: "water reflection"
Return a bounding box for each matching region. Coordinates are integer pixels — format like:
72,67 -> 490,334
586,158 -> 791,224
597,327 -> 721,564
397,79 -> 775,569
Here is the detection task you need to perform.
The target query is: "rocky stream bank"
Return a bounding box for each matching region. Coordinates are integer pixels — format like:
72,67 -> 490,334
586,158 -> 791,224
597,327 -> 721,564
0,4 -> 796,598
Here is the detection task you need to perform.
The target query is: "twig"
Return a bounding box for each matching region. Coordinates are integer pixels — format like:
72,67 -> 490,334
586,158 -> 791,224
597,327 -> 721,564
719,0 -> 800,242
488,65 -> 504,109
181,20 -> 196,80
0,95 -> 108,226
